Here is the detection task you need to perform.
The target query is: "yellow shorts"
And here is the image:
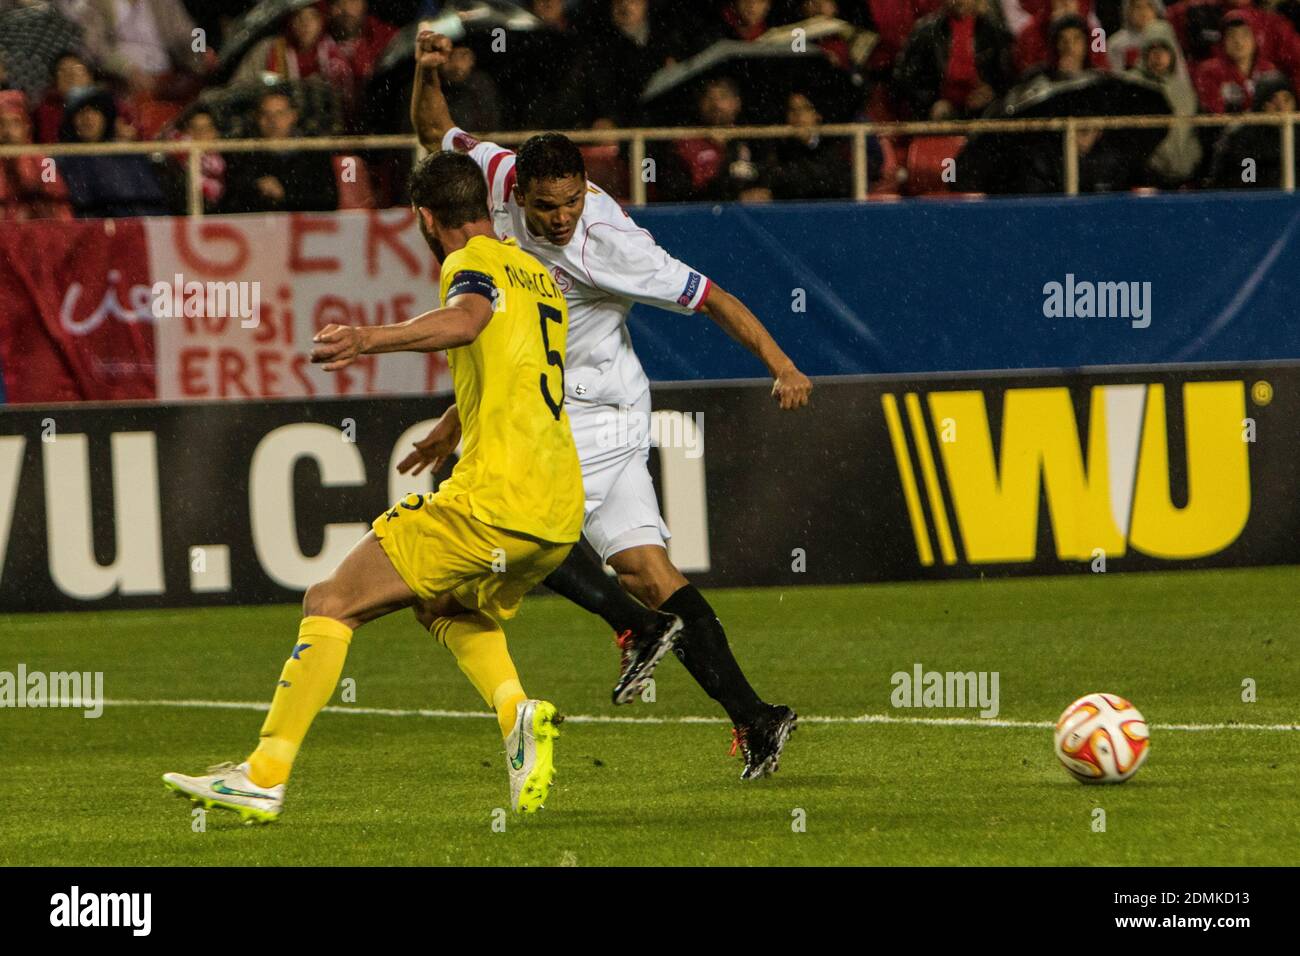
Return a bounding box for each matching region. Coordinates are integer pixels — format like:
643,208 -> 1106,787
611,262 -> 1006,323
372,491 -> 572,623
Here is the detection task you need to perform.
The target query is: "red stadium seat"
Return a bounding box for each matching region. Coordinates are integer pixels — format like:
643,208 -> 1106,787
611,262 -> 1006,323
334,154 -> 374,210
903,135 -> 967,196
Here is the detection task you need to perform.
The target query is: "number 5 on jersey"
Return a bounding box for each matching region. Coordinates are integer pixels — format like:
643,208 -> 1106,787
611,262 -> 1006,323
538,302 -> 564,420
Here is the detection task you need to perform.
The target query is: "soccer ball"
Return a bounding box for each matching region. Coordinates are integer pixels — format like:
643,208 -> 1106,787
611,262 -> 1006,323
1054,693 -> 1150,783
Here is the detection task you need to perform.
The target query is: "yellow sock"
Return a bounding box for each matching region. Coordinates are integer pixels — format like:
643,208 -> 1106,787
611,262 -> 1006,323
431,613 -> 526,738
247,616 -> 353,788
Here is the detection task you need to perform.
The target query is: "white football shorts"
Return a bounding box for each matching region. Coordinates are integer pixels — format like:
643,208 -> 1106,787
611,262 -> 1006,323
565,390 -> 671,563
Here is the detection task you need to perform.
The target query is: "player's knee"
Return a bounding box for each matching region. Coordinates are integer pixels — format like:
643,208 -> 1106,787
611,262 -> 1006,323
303,579 -> 348,622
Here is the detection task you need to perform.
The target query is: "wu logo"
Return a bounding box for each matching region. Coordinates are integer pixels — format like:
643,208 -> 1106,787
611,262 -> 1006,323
882,382 -> 1251,566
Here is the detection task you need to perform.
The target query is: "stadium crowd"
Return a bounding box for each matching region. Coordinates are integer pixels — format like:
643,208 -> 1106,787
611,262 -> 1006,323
1,0 -> 1298,219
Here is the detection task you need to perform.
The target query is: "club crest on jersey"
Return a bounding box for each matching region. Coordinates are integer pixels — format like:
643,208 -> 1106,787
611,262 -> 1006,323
552,266 -> 574,294
678,271 -> 703,307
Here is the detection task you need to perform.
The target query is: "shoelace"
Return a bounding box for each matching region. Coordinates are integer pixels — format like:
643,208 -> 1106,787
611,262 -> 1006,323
728,726 -> 747,759
614,629 -> 635,667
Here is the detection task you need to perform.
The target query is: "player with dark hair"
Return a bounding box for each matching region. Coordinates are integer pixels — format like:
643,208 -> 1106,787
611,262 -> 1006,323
162,151 -> 585,820
406,31 -> 812,780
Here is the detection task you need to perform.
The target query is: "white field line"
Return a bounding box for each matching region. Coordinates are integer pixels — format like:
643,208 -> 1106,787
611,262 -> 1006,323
83,698 -> 1300,732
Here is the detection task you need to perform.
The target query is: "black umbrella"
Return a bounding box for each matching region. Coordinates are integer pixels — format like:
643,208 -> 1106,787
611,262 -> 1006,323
169,76 -> 341,138
639,22 -> 869,125
957,71 -> 1173,194
372,3 -> 541,77
363,4 -> 541,135
211,0 -> 322,84
0,3 -> 82,99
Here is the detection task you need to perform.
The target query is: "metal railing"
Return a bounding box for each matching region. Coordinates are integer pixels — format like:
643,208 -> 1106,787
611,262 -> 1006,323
1,112 -> 1294,215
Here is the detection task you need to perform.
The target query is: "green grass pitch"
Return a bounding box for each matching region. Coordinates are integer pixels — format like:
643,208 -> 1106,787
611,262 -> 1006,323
1,567 -> 1296,866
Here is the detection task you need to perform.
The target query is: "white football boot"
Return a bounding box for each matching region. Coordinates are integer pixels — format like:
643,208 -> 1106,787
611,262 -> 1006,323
163,761 -> 284,824
505,699 -> 561,813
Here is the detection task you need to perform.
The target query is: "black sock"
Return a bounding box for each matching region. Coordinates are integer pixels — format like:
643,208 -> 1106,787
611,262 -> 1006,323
543,540 -> 661,635
660,585 -> 765,726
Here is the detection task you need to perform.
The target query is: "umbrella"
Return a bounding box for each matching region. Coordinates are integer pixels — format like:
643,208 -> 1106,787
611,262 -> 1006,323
373,2 -> 541,77
169,76 -> 341,138
957,72 -> 1173,194
639,19 -> 869,124
362,3 -> 541,135
211,0 -> 323,84
0,3 -> 82,99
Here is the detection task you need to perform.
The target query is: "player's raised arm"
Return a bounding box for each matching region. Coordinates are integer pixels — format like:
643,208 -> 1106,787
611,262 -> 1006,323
699,283 -> 812,410
310,293 -> 493,370
411,30 -> 456,149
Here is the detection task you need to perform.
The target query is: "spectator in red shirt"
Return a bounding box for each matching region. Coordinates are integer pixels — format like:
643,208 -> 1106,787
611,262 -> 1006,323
31,50 -> 140,145
0,89 -> 71,220
850,0 -> 945,76
658,76 -> 770,202
327,0 -> 396,93
797,0 -> 857,70
235,5 -> 353,95
894,0 -> 1015,119
1015,0 -> 1110,74
721,0 -> 773,41
1207,70 -> 1297,185
1194,13 -> 1284,111
32,51 -> 93,144
1168,0 -> 1300,81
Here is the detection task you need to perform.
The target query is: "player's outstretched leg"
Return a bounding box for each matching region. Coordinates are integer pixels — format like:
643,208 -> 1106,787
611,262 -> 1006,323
541,540 -> 682,704
163,532 -> 415,823
609,544 -> 798,781
423,605 -> 561,812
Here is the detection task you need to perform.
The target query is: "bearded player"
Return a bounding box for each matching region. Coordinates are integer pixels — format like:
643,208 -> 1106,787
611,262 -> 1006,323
406,31 -> 813,780
162,152 -> 585,820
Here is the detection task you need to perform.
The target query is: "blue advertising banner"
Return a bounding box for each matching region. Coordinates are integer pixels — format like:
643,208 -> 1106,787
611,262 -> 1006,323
628,192 -> 1300,379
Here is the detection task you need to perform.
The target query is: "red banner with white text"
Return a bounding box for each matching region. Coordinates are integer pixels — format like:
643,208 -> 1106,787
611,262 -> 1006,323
0,210 -> 450,404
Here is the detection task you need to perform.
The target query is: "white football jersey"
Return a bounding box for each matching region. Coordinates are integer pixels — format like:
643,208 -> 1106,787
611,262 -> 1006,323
443,127 -> 712,407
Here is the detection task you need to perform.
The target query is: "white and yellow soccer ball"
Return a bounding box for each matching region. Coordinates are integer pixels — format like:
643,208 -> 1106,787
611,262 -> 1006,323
1054,693 -> 1150,783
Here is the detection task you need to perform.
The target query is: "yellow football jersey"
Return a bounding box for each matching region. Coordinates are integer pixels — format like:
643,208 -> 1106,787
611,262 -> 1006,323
435,234 -> 583,545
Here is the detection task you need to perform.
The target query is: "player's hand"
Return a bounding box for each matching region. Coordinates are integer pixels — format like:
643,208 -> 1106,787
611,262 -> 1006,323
310,324 -> 367,371
772,365 -> 812,410
397,415 -> 462,476
415,30 -> 452,77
